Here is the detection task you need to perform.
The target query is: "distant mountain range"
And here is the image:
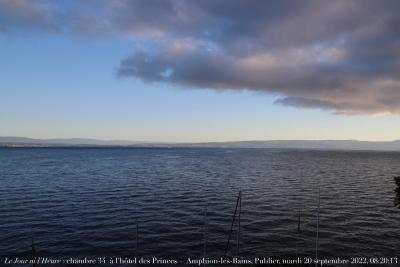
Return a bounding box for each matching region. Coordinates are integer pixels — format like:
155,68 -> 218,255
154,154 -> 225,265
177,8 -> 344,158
1,136 -> 400,151
190,140 -> 400,151
0,137 -> 147,146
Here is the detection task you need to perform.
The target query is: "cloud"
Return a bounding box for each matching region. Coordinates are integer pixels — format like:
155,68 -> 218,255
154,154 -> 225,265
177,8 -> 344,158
109,0 -> 400,114
3,0 -> 400,115
0,0 -> 60,32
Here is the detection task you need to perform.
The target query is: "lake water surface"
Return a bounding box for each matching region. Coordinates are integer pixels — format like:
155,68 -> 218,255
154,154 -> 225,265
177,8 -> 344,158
1,148 -> 400,266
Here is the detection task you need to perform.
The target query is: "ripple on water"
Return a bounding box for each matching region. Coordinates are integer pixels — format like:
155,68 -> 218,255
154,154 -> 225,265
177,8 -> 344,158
1,148 -> 400,264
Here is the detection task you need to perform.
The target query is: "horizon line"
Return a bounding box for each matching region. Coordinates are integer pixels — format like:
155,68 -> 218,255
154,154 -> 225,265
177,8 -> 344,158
1,136 -> 400,143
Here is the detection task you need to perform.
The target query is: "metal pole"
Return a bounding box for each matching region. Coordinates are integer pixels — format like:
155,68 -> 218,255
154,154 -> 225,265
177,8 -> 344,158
31,240 -> 36,267
236,191 -> 242,257
136,220 -> 139,266
295,208 -> 301,258
315,182 -> 321,267
203,206 -> 207,267
224,192 -> 241,258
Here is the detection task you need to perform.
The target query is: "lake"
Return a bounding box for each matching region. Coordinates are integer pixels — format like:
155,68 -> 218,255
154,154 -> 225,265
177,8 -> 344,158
1,148 -> 400,266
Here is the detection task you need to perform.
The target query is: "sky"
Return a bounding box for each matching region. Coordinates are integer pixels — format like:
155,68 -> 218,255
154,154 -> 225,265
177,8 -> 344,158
1,0 -> 400,142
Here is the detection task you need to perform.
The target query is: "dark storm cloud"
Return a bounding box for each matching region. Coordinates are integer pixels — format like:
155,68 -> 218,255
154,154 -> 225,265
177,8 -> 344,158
3,0 -> 400,114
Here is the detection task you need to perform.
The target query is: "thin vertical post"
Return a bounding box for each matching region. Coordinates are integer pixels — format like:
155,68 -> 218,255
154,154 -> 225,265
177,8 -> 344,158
315,182 -> 321,267
136,220 -> 139,266
295,209 -> 301,258
236,191 -> 242,257
296,170 -> 304,260
224,192 -> 241,258
31,240 -> 36,267
203,206 -> 207,267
